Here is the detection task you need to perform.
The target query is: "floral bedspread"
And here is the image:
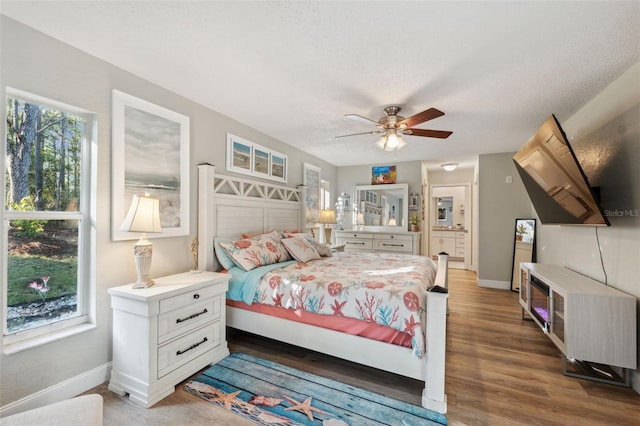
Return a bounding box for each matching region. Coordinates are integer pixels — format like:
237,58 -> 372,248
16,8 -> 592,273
251,252 -> 437,358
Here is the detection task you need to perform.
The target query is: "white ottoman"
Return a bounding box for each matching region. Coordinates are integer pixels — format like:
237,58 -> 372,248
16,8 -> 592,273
1,394 -> 103,426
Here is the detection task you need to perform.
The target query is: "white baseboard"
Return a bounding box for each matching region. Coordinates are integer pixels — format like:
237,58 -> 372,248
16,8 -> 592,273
0,362 -> 112,418
477,279 -> 510,290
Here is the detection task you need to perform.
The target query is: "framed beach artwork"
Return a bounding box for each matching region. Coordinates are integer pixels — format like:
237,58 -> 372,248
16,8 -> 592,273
111,90 -> 190,241
226,133 -> 287,183
303,163 -> 321,223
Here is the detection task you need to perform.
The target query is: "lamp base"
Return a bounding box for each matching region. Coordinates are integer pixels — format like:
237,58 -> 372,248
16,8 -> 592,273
324,226 -> 332,244
131,235 -> 155,289
132,277 -> 155,289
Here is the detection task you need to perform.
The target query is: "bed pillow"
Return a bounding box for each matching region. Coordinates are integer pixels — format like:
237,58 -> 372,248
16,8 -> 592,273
282,237 -> 321,263
242,229 -> 297,239
219,230 -> 291,272
214,237 -> 238,270
283,231 -> 333,257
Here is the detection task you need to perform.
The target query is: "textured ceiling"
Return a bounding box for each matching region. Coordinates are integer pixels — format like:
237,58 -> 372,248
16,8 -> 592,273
1,1 -> 639,168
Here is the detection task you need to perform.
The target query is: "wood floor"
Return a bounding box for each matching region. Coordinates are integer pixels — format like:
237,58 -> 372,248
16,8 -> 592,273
88,269 -> 640,425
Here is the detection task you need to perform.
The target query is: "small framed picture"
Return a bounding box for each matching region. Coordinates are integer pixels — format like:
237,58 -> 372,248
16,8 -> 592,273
271,154 -> 287,181
228,135 -> 252,173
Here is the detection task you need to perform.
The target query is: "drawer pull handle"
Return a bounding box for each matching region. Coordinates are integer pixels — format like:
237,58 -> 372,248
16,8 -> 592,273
193,293 -> 200,300
382,243 -> 404,247
176,337 -> 208,356
346,241 -> 365,245
176,308 -> 208,324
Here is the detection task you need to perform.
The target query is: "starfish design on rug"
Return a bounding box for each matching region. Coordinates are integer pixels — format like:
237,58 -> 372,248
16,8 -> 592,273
208,390 -> 243,411
282,395 -> 329,421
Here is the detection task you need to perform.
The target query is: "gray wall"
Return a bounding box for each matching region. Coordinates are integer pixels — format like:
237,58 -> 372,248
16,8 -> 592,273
477,153 -> 532,284
534,62 -> 640,391
0,16 -> 336,407
337,161 -> 422,200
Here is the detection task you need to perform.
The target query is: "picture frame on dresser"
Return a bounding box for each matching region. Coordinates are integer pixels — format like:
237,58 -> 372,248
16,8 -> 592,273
111,89 -> 190,241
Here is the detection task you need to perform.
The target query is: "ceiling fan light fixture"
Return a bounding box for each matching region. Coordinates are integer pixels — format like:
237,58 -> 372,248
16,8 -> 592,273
441,163 -> 458,171
386,131 -> 400,149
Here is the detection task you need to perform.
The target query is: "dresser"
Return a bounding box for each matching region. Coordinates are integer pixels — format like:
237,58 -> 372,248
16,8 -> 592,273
108,271 -> 229,407
334,230 -> 421,255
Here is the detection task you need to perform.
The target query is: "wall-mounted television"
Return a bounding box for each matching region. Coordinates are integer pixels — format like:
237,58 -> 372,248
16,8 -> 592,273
513,115 -> 610,226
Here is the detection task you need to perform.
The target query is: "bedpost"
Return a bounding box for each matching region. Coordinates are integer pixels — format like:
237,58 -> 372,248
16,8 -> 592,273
423,291 -> 448,413
198,164 -> 216,271
423,255 -> 449,414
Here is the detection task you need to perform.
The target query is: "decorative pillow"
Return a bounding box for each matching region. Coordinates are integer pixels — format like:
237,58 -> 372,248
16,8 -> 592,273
219,230 -> 291,272
283,231 -> 333,257
282,237 -> 321,263
310,240 -> 333,257
214,237 -> 238,270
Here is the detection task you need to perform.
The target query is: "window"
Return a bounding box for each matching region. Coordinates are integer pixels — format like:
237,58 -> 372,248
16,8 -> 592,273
321,179 -> 331,210
3,89 -> 95,346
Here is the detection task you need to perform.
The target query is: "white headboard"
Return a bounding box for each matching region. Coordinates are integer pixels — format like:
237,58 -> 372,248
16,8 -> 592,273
197,164 -> 306,271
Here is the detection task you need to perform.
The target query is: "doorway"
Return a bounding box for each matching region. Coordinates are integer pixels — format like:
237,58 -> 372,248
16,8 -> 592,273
428,184 -> 471,270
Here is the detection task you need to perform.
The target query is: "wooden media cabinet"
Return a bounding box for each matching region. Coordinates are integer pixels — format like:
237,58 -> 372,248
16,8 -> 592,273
519,263 -> 636,386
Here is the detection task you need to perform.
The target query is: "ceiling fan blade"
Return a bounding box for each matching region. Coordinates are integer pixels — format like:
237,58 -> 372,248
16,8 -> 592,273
404,128 -> 453,139
399,108 -> 445,128
344,114 -> 379,125
335,130 -> 383,139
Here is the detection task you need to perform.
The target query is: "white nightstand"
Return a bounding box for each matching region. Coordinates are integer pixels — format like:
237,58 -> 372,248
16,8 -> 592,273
108,271 -> 229,407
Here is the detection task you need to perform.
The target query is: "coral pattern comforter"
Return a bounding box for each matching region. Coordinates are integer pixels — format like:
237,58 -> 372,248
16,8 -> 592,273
251,252 -> 437,358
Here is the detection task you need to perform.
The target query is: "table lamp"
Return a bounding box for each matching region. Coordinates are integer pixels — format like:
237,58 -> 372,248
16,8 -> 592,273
318,209 -> 336,244
120,194 -> 162,288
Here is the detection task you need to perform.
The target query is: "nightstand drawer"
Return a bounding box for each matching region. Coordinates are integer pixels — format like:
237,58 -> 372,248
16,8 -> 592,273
157,321 -> 220,378
159,284 -> 221,314
157,296 -> 221,344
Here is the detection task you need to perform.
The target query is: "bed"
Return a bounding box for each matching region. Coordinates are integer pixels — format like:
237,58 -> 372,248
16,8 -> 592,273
197,164 -> 449,413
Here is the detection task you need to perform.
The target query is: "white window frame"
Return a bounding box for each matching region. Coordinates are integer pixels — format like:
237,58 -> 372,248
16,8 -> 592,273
321,179 -> 331,210
2,88 -> 96,350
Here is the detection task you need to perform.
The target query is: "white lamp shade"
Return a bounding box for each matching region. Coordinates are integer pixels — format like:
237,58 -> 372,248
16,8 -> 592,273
120,194 -> 162,233
376,130 -> 406,152
317,209 -> 337,224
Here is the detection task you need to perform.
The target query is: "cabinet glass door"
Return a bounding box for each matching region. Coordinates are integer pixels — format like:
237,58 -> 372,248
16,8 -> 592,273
551,291 -> 565,344
519,266 -> 529,307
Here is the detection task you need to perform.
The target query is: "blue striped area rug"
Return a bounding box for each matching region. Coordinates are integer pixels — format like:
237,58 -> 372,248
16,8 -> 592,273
185,352 -> 447,425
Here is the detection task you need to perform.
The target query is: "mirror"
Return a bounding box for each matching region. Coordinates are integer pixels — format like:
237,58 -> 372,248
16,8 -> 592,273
353,183 -> 408,232
511,218 -> 536,291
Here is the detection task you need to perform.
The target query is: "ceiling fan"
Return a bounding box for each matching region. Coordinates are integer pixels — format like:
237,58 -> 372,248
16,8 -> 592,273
336,106 -> 452,151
